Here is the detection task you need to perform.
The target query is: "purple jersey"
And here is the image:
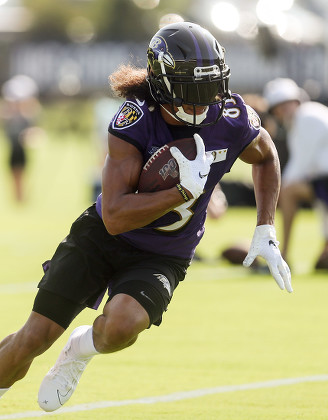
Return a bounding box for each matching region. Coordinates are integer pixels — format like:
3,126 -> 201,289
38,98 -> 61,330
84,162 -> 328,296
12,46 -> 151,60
96,94 -> 261,259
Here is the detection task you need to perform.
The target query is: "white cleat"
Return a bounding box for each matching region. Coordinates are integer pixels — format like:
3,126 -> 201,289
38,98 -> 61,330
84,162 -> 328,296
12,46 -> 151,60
38,326 -> 92,412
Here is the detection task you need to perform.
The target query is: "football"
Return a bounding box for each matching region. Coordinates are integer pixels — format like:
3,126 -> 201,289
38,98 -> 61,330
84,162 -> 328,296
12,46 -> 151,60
221,242 -> 259,267
138,138 -> 197,192
221,246 -> 249,265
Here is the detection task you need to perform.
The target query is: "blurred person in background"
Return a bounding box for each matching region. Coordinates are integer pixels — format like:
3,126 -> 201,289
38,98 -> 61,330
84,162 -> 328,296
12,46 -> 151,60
0,22 -> 291,411
243,93 -> 289,174
264,78 -> 328,269
207,183 -> 228,219
1,75 -> 40,202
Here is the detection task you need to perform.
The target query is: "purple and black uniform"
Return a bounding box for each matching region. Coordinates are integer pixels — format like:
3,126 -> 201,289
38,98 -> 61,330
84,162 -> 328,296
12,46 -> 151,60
34,94 -> 261,328
96,94 -> 261,259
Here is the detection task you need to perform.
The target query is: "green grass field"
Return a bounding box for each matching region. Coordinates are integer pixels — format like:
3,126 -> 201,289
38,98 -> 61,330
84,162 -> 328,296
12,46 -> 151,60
1,129 -> 328,419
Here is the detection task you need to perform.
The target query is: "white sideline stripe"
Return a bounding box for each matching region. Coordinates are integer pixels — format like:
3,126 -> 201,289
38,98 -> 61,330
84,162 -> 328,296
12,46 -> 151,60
1,375 -> 328,419
0,283 -> 36,294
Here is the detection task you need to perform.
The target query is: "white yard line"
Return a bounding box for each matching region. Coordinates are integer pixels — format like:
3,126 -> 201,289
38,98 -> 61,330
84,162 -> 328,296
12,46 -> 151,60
1,375 -> 328,419
0,283 -> 36,294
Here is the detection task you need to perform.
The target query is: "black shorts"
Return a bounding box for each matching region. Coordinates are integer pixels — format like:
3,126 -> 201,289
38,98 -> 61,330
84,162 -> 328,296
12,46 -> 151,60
312,176 -> 328,205
9,141 -> 26,169
33,205 -> 190,329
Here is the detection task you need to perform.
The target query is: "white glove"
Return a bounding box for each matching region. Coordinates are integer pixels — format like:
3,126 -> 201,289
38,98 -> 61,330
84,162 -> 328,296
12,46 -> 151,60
170,133 -> 213,199
243,225 -> 293,293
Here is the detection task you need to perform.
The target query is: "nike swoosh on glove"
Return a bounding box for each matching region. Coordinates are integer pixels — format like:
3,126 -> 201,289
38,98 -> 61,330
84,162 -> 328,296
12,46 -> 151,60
243,224 -> 293,293
170,133 -> 213,199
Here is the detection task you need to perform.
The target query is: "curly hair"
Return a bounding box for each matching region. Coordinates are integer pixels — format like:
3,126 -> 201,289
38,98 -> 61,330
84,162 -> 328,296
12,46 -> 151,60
109,64 -> 155,105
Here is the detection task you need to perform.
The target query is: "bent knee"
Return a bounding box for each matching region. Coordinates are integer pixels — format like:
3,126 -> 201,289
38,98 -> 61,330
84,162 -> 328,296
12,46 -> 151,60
94,295 -> 150,353
98,321 -> 140,353
280,182 -> 314,202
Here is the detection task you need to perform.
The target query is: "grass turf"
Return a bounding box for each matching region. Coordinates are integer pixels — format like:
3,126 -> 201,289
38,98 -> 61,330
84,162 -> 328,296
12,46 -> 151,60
0,130 -> 327,419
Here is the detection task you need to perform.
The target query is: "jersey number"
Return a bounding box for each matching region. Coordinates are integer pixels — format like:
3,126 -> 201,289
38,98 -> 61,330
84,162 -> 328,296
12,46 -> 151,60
223,98 -> 240,119
156,199 -> 196,232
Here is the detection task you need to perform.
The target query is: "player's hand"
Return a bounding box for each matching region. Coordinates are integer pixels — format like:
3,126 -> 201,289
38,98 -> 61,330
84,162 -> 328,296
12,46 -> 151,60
170,133 -> 213,199
243,224 -> 293,293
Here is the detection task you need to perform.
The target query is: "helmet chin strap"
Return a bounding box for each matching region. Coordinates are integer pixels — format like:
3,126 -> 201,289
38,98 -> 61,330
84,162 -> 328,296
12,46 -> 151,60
160,104 -> 208,125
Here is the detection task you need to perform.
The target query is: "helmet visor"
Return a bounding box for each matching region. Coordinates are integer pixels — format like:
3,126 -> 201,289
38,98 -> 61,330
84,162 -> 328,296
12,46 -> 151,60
172,79 -> 222,105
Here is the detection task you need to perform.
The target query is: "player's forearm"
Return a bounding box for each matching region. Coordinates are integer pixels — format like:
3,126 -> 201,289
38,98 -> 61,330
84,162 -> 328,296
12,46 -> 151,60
102,187 -> 185,235
252,156 -> 281,226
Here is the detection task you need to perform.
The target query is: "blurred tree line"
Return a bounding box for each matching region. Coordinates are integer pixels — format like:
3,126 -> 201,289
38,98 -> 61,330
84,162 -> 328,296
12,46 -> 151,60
22,0 -> 191,43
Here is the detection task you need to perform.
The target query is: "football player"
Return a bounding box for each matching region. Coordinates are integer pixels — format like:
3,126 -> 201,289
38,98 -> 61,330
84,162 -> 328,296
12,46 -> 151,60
0,22 -> 292,410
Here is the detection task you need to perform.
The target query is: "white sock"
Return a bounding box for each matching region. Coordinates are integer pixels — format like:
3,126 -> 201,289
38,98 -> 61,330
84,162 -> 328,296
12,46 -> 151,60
72,326 -> 99,358
0,388 -> 10,398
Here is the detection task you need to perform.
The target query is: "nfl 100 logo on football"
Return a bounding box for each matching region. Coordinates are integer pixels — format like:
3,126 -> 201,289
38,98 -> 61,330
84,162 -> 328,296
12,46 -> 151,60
143,145 -> 179,181
112,101 -> 144,130
159,157 -> 178,181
